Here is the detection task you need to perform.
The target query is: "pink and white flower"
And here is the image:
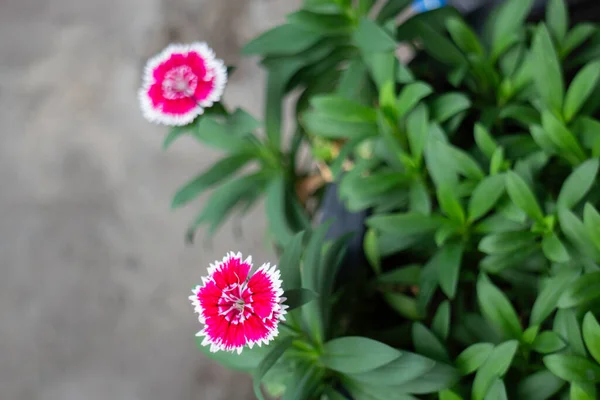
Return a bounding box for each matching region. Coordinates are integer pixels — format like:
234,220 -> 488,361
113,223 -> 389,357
139,42 -> 227,126
189,252 -> 288,354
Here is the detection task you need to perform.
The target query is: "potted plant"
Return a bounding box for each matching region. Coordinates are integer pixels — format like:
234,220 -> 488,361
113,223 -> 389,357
138,0 -> 600,398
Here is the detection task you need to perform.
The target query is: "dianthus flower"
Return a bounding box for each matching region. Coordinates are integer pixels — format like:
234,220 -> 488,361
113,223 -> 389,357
189,252 -> 287,354
139,42 -> 227,126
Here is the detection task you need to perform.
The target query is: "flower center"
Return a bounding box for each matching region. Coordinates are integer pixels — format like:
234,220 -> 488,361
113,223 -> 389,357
218,284 -> 252,324
162,65 -> 198,100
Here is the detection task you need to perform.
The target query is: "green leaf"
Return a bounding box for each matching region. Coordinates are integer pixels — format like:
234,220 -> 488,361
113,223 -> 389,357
242,24 -> 323,56
435,222 -> 460,247
559,208 -> 600,259
320,232 -> 351,302
564,60 -> 600,121
321,336 -> 401,374
436,242 -> 464,299
302,110 -> 378,139
287,10 -> 354,35
485,379 -> 508,400
379,80 -> 396,112
490,147 -> 506,176
384,292 -> 423,321
266,176 -> 297,246
530,124 -> 560,156
358,0 -> 376,15
570,382 -> 597,400
409,179 -> 432,215
557,158 -> 599,209
531,24 -> 564,114
441,143 -> 486,181
479,248 -> 540,274
193,117 -> 256,152
558,270 -> 600,308
437,185 -> 466,224
336,57 -> 369,101
343,377 -> 420,400
478,231 -> 537,254
474,213 -> 526,234
367,212 -> 442,236
228,108 -> 260,134
283,288 -> 318,311
397,63 -> 415,84
533,331 -> 566,353
447,63 -> 469,88
541,233 -> 570,263
543,353 -> 600,383
440,390 -> 464,400
517,370 -> 566,400
364,51 -> 396,90
500,105 -> 540,127
431,93 -> 471,123
491,0 -> 534,58
406,104 -> 429,162
468,175 -> 506,222
522,324 -> 540,347
375,111 -> 405,170
472,341 -> 519,400
418,255 -> 440,313
412,322 -> 450,362
394,362 -> 459,394
349,352 -> 435,386
432,301 -> 451,341
531,268 -> 581,326
310,95 -> 377,122
541,110 -> 587,163
264,42 -> 335,148
171,153 -> 252,209
554,308 -> 588,357
253,336 -> 295,400
376,0 -> 412,23
505,171 -> 545,222
301,223 -> 330,343
474,123 -> 498,159
396,82 -> 433,118
546,0 -> 569,42
562,23 -> 597,57
584,203 -> 600,251
377,264 -> 421,285
583,312 -> 600,364
353,17 -> 397,53
575,115 -> 600,150
186,173 -> 268,239
477,274 -> 523,339
414,20 -> 467,67
364,229 -> 381,275
456,343 -> 494,375
303,0 -> 347,13
323,387 -> 349,400
279,231 -> 305,291
425,135 -> 458,189
281,364 -> 320,400
446,16 -> 484,56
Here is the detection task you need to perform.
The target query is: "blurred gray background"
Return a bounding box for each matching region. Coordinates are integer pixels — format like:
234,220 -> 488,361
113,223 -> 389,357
0,0 -> 300,398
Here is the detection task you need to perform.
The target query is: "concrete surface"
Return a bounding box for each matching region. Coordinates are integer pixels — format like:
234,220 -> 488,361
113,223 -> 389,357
0,0 -> 300,398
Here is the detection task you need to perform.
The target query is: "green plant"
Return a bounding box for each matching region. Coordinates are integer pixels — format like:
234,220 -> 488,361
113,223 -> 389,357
141,0 -> 600,398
